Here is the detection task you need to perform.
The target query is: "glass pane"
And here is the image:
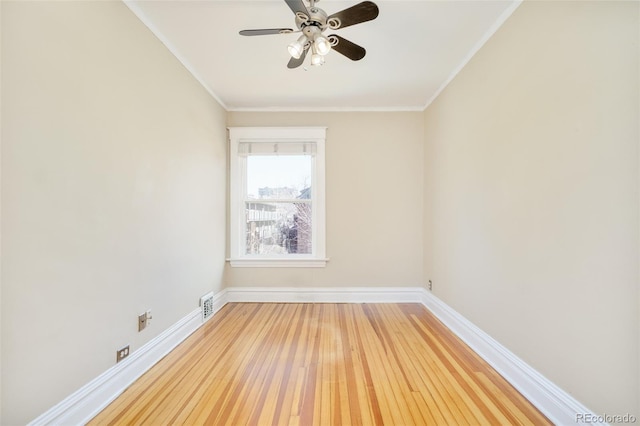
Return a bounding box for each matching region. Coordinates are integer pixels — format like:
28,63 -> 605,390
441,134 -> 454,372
246,155 -> 311,200
245,201 -> 312,255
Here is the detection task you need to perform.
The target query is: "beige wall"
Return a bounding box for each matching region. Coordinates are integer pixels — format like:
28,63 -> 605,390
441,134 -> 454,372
424,0 -> 639,417
1,1 -> 227,424
226,112 -> 424,288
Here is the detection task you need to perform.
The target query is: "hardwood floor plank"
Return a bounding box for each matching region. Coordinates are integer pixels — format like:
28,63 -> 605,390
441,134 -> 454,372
90,303 -> 551,426
348,304 -> 383,426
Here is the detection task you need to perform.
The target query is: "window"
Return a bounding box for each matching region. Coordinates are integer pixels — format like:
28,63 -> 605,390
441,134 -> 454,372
228,127 -> 327,267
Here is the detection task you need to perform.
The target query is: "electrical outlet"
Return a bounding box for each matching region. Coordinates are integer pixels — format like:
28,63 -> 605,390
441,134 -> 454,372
428,280 -> 433,291
116,345 -> 130,363
138,312 -> 147,331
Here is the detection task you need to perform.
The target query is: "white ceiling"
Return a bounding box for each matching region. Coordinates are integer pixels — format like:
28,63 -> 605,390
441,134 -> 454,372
125,0 -> 520,111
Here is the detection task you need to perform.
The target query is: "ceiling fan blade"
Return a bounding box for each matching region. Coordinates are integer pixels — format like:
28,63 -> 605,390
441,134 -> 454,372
284,0 -> 309,18
327,1 -> 379,30
328,35 -> 366,61
239,28 -> 294,36
287,47 -> 308,69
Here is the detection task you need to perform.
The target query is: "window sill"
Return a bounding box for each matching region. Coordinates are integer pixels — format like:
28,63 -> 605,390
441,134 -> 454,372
227,258 -> 329,268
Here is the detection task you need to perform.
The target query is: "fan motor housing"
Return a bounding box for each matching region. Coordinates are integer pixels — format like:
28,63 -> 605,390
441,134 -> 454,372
296,7 -> 328,31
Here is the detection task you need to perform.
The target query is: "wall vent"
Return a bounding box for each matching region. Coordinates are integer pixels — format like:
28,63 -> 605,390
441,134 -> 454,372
200,292 -> 214,322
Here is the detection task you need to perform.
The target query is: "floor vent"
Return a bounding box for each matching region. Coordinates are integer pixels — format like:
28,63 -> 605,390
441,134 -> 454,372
200,292 -> 214,322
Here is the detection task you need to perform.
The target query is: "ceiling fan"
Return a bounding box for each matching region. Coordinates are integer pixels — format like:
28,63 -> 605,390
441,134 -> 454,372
239,0 -> 379,68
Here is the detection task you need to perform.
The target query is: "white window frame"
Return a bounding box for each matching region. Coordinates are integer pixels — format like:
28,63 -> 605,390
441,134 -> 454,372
228,127 -> 327,267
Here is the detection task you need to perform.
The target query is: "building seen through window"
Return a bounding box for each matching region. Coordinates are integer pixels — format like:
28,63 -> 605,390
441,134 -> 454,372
244,151 -> 312,255
228,127 -> 326,267
245,185 -> 311,255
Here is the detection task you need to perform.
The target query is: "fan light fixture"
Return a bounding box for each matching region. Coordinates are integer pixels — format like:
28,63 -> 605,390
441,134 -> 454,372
287,35 -> 307,59
289,26 -> 331,62
314,34 -> 331,56
310,44 -> 325,66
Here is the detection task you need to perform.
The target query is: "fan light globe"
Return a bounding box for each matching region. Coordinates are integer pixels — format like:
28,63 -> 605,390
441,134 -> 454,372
314,35 -> 331,56
311,52 -> 325,66
288,35 -> 307,59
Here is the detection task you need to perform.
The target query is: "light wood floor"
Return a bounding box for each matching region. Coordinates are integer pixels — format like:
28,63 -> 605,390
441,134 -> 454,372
90,303 -> 551,425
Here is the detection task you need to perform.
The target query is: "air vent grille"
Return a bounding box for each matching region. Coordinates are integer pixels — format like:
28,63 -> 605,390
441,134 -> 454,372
200,292 -> 214,322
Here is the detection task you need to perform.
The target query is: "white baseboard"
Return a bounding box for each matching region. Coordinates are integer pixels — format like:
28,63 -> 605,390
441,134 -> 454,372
29,303 -> 220,425
29,286 -> 599,426
225,286 -> 424,303
420,290 -> 602,426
